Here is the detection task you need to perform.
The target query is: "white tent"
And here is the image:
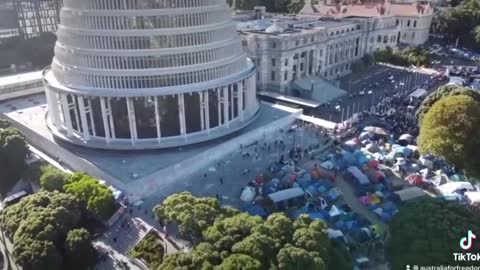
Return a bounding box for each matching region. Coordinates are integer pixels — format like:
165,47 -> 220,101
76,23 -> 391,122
347,166 -> 370,185
326,229 -> 345,240
240,186 -> 256,203
465,192 -> 480,206
329,205 -> 342,217
399,134 -> 413,142
438,182 -> 474,195
394,187 -> 426,202
408,88 -> 427,98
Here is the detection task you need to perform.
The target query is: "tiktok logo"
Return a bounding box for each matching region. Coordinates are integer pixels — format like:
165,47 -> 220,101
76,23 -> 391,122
459,230 -> 477,251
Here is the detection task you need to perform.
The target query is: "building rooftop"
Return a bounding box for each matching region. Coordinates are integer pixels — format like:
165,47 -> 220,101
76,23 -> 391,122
237,16 -> 357,36
0,71 -> 43,89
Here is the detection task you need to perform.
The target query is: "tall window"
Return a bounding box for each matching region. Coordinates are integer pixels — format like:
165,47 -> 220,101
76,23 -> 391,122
407,20 -> 410,27
272,58 -> 276,67
413,21 -> 417,28
285,58 -> 288,66
272,42 -> 276,49
284,71 -> 288,80
271,71 -> 275,81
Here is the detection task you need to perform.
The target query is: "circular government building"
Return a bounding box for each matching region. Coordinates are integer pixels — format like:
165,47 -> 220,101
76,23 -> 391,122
43,0 -> 259,150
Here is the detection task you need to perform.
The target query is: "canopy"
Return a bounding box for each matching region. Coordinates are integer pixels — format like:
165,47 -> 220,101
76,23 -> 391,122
347,166 -> 370,185
359,132 -> 374,140
240,186 -> 256,202
394,187 -> 426,202
465,192 -> 480,205
363,126 -> 389,137
268,187 -> 305,203
398,134 -> 413,142
427,174 -> 448,187
366,143 -> 379,153
408,88 -> 427,98
320,161 -> 335,170
438,182 -> 474,195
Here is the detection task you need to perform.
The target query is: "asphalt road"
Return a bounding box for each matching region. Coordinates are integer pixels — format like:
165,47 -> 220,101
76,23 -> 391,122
313,65 -> 433,123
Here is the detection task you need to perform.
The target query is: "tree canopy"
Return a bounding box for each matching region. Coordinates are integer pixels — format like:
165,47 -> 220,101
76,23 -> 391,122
416,84 -> 480,122
64,228 -> 96,270
418,95 -> 480,180
154,192 -> 237,241
373,46 -> 430,67
432,0 -> 480,48
155,193 -> 347,270
388,199 -> 480,269
0,127 -> 28,196
129,232 -> 165,269
64,172 -> 116,220
0,191 -> 84,270
40,165 -> 69,192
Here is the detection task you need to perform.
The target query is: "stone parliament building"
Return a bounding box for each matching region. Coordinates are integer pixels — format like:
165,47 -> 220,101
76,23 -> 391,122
236,0 -> 433,95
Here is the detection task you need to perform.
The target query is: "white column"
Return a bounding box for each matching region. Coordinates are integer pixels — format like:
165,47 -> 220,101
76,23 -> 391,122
77,96 -> 90,140
199,92 -> 205,130
100,97 -> 111,143
72,97 -> 81,132
217,88 -> 222,125
223,86 -> 229,127
204,91 -> 210,132
178,94 -> 186,136
126,97 -> 137,144
108,98 -> 116,139
154,97 -> 161,143
60,94 -> 73,137
87,98 -> 96,136
237,81 -> 244,121
47,89 -> 61,128
229,85 -> 234,120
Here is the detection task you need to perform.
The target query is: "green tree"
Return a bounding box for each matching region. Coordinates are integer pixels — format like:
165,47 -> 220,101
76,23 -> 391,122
418,95 -> 480,179
415,85 -> 480,122
154,192 -> 229,241
40,165 -> 69,192
287,0 -> 305,14
13,238 -> 62,270
0,191 -> 84,270
64,228 -> 96,270
215,254 -> 262,270
0,127 -> 28,196
64,173 -> 115,220
130,232 -> 165,269
277,244 -> 326,270
388,199 -> 480,270
328,241 -> 353,270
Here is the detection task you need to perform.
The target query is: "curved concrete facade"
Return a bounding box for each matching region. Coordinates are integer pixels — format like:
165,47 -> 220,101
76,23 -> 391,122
44,0 -> 259,149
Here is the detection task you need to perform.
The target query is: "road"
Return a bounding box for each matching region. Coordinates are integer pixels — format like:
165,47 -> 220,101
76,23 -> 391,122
0,229 -> 20,270
314,65 -> 433,123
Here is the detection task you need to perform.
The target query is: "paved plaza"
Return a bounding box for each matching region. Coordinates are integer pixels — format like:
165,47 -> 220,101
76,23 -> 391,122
316,65 -> 435,123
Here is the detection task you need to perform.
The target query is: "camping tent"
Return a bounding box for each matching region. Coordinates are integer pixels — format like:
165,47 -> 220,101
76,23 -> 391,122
329,205 -> 342,217
408,88 -> 427,98
240,186 -> 256,202
394,187 -> 426,202
363,126 -> 389,137
438,182 -> 474,195
465,192 -> 480,206
347,166 -> 370,185
406,174 -> 424,186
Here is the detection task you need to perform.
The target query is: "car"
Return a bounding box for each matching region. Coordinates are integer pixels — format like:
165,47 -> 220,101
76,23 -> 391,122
399,82 -> 405,86
335,105 -> 341,111
367,90 -> 373,94
359,90 -> 365,96
388,75 -> 394,80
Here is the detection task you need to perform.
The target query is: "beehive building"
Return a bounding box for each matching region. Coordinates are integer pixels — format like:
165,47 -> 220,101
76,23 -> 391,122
43,0 -> 259,149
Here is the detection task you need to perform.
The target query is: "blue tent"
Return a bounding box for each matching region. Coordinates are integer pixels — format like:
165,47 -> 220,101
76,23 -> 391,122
354,151 -> 369,165
244,205 -> 268,218
308,212 -> 325,221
